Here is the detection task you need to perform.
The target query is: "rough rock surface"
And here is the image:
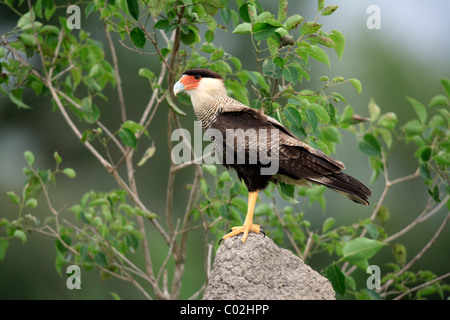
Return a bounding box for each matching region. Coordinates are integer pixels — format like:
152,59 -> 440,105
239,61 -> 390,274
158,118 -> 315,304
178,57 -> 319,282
203,233 -> 335,300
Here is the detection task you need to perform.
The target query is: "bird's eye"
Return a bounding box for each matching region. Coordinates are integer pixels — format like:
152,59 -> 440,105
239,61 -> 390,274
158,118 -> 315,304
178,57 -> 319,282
194,75 -> 201,80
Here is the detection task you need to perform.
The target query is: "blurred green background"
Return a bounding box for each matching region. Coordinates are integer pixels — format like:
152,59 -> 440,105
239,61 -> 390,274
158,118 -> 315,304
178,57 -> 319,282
0,0 -> 449,299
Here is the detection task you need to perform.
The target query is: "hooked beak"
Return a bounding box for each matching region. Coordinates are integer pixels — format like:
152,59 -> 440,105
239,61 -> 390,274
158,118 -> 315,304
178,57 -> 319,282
173,80 -> 185,96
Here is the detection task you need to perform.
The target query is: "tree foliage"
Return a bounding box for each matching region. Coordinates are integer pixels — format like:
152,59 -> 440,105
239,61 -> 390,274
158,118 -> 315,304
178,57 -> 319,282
0,0 -> 448,300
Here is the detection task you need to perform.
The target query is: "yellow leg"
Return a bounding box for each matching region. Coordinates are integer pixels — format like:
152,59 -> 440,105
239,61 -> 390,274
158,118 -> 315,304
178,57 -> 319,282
220,190 -> 262,244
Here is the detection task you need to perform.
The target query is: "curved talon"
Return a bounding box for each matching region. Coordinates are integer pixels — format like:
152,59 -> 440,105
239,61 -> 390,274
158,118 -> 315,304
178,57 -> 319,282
218,224 -> 265,245
218,229 -> 233,245
259,226 -> 266,237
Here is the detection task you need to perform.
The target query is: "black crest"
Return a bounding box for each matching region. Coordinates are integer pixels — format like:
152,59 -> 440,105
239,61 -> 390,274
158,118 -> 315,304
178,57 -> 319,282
182,68 -> 223,80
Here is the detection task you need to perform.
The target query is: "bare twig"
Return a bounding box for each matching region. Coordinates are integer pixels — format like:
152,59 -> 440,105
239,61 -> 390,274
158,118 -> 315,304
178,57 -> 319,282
385,195 -> 449,243
380,212 -> 450,296
393,272 -> 450,300
104,26 -> 127,122
273,203 -> 303,259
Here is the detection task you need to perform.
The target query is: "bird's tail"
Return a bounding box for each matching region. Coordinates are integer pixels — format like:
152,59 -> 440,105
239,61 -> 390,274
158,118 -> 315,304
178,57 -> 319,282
308,172 -> 371,206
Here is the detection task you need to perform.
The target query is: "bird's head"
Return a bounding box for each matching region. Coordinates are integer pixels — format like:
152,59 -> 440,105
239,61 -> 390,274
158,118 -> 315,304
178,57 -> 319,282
173,69 -> 226,100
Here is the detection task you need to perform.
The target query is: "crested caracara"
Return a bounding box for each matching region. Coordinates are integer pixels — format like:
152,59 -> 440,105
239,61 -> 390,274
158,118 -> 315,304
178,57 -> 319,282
173,68 -> 371,244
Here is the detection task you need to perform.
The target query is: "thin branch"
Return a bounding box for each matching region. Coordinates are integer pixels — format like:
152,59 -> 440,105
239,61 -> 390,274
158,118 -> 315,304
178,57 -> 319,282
138,35 -> 171,128
385,195 -> 449,243
48,30 -> 64,80
104,26 -> 127,122
380,212 -> 450,296
54,88 -> 126,154
157,219 -> 180,285
364,153 -> 420,237
117,39 -> 159,55
273,203 -> 303,259
303,231 -> 314,261
394,272 -> 450,300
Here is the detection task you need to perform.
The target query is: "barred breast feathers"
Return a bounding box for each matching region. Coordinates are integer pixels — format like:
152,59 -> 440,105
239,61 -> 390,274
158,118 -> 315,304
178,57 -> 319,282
193,95 -> 249,131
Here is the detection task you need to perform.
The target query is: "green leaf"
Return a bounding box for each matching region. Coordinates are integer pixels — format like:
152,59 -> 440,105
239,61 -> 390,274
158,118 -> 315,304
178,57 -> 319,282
282,65 -> 299,84
202,0 -> 224,16
44,2 -> 55,20
307,35 -> 335,48
25,198 -> 38,208
149,0 -> 164,18
393,244 -> 407,266
342,237 -> 385,262
406,96 -> 427,124
154,19 -> 170,30
318,0 -> 325,11
54,249 -> 65,276
305,109 -> 318,132
326,263 -> 346,295
19,33 -> 37,47
309,103 -> 330,123
62,168 -> 76,179
321,5 -> 339,16
359,133 -> 381,157
180,28 -> 196,45
6,191 -> 20,205
402,119 -> 422,136
239,3 -> 254,23
227,78 -> 249,105
285,14 -> 303,30
202,164 -> 217,176
278,0 -> 287,21
95,252 -> 107,267
85,2 -> 95,18
419,146 -> 432,162
262,59 -> 282,79
17,11 -> 35,31
130,27 -> 146,48
428,94 -> 448,107
306,45 -> 330,68
0,238 -> 9,261
368,98 -> 380,121
138,68 -> 155,80
419,162 -> 431,180
54,151 -> 62,164
119,127 -> 137,148
126,0 -> 139,20
377,112 -> 398,129
364,223 -> 379,239
253,22 -> 279,41
126,234 -> 139,250
356,288 -> 381,300
9,89 -> 31,109
278,182 -> 295,199
284,106 -> 302,127
377,128 -> 392,148
166,95 -> 187,116
24,150 -> 35,166
211,48 -> 224,61
205,29 -> 215,43
80,98 -> 100,124
14,229 -> 27,244
349,78 -> 362,95
329,30 -> 345,59
321,126 -> 341,143
440,78 -> 450,97
300,21 -> 322,36
376,205 -> 391,224
322,217 -> 335,233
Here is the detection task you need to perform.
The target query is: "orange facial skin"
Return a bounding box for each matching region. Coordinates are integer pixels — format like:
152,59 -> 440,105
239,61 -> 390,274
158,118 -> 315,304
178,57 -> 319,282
180,75 -> 201,91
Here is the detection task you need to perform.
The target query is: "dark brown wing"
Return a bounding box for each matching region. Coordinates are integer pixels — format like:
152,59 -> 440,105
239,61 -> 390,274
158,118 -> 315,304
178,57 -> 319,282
210,108 -> 371,204
211,109 -> 344,177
